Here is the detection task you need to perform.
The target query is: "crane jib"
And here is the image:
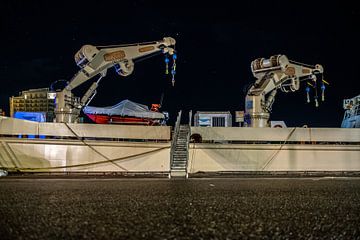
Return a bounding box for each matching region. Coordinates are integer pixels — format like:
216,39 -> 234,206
103,50 -> 126,61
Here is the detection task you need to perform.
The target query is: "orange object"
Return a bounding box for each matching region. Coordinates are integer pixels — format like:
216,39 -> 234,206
150,104 -> 161,112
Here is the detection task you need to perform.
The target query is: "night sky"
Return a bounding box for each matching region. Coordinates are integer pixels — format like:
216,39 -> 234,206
1,0 -> 359,127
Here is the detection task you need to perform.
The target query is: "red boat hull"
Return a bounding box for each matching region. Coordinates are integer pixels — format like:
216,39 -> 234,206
86,114 -> 161,125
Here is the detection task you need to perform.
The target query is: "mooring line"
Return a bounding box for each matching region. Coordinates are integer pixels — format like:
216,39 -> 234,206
261,127 -> 297,170
64,122 -> 128,171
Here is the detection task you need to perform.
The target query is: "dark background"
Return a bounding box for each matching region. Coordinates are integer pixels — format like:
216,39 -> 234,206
1,0 -> 359,127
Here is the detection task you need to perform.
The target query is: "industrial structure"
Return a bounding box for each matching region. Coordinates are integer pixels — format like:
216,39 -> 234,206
53,37 -> 176,123
342,94 -> 360,128
9,88 -> 55,122
1,43 -> 359,179
245,55 -> 327,127
194,111 -> 232,127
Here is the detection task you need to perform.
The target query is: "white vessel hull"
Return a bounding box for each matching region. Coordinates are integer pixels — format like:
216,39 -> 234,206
188,127 -> 360,173
1,117 -> 359,174
188,144 -> 360,172
0,138 -> 170,173
0,117 -> 171,173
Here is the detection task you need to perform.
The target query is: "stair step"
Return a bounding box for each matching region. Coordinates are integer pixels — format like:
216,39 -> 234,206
172,161 -> 186,165
172,159 -> 187,162
171,124 -> 189,178
170,171 -> 187,178
171,167 -> 187,171
172,164 -> 186,167
171,169 -> 186,173
172,162 -> 186,165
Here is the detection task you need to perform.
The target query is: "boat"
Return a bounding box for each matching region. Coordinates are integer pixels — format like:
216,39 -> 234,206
1,110 -> 360,178
83,99 -> 166,125
1,49 -> 359,177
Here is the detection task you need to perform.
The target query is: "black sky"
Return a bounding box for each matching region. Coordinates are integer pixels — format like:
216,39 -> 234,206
1,0 -> 359,127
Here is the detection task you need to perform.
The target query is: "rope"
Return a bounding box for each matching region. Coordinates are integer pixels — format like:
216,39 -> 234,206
64,123 -> 128,171
261,127 -> 297,170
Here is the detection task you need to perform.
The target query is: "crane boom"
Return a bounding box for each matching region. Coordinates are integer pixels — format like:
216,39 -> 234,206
54,37 -> 176,123
245,54 -> 325,127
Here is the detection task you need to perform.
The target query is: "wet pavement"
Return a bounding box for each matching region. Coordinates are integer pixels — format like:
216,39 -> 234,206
0,178 -> 360,239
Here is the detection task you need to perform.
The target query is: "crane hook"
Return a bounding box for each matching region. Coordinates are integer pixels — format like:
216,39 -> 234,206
164,55 -> 170,75
171,53 -> 177,86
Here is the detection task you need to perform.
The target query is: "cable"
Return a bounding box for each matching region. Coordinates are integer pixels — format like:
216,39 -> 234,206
261,127 -> 297,170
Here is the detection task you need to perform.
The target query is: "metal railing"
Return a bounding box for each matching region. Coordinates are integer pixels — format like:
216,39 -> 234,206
185,110 -> 192,178
170,110 -> 182,168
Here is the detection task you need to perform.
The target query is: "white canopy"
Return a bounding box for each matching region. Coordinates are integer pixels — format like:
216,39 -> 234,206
83,99 -> 165,119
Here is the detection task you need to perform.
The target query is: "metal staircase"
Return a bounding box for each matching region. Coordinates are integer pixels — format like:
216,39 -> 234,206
170,111 -> 190,178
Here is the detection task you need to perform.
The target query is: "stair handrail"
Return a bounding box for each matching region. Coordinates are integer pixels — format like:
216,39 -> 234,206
185,110 -> 192,177
189,110 -> 192,127
185,126 -> 190,178
170,110 -> 182,168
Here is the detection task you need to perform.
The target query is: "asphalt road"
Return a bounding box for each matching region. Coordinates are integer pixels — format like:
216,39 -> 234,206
0,178 -> 360,239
